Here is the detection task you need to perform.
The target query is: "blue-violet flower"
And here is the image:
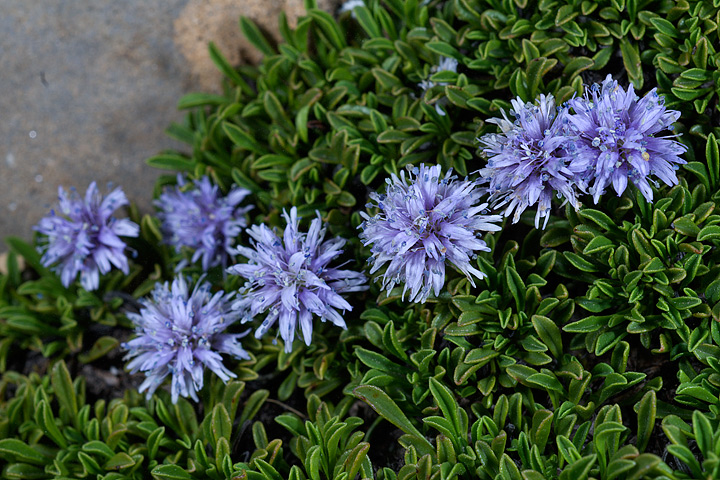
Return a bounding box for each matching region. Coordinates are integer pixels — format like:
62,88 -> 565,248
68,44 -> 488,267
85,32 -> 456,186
478,94 -> 590,229
156,175 -> 252,271
227,207 -> 367,353
359,164 -> 502,303
567,74 -> 686,203
34,182 -> 139,290
123,275 -> 250,404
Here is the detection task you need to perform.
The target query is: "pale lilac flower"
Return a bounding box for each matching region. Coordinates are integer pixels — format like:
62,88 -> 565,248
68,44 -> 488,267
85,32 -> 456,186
34,182 -> 139,291
567,75 -> 686,203
419,57 -> 459,116
478,94 -> 591,229
156,175 -> 252,271
359,164 -> 502,304
123,276 -> 250,404
227,208 -> 367,353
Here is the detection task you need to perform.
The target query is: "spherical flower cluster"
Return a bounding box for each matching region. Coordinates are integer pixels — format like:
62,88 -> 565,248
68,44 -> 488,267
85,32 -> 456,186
567,74 -> 687,203
478,94 -> 591,229
123,275 -> 250,404
359,164 -> 503,304
227,207 -> 367,353
34,182 -> 139,291
155,175 -> 252,271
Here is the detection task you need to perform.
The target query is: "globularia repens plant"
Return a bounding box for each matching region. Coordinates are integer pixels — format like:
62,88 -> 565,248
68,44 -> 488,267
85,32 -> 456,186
3,0 -> 720,478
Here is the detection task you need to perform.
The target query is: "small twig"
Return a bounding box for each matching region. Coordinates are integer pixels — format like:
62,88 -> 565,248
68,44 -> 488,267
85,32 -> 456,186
265,398 -> 307,419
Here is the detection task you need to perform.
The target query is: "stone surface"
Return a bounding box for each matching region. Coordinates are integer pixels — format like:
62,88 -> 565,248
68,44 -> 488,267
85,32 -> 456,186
174,0 -> 340,91
0,1 -> 192,250
0,0 -> 339,252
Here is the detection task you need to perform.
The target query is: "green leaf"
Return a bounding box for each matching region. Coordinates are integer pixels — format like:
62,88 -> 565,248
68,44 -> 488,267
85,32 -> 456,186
426,41 -> 460,59
82,440 -> 115,459
253,154 -> 294,170
673,216 -> 700,236
669,296 -> 702,310
151,464 -> 193,480
429,378 -> 463,438
51,360 -> 78,428
239,389 -> 269,427
146,153 -> 194,171
563,315 -> 606,333
563,57 -> 594,79
211,403 -> 232,444
176,93 -> 228,109
353,385 -> 434,455
223,122 -> 261,153
650,17 -> 678,37
263,91 -> 294,133
527,372 -> 564,392
620,37 -> 643,86
309,9 -> 346,50
698,225 -> 720,241
0,439 -> 48,465
345,442 -> 371,480
104,452 -> 136,471
583,236 -> 614,255
355,347 -> 405,376
706,133 -> 719,188
505,266 -> 526,311
354,6 -> 381,38
541,227 -> 570,247
532,315 -> 563,358
295,105 -> 311,143
675,384 -> 718,403
692,410 -> 713,454
635,391 -> 656,452
208,42 -> 251,93
564,252 -> 598,272
147,427 -> 165,461
3,463 -> 46,479
5,236 -> 46,274
579,209 -> 616,231
35,400 -> 67,448
557,435 -> 581,464
239,16 -> 275,56
78,336 -> 119,363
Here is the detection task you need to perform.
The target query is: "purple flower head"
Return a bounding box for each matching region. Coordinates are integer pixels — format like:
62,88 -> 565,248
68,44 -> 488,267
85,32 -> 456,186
227,207 -> 367,353
34,182 -> 139,291
478,94 -> 590,229
156,175 -> 252,271
123,275 -> 250,404
567,75 -> 686,203
359,164 -> 502,304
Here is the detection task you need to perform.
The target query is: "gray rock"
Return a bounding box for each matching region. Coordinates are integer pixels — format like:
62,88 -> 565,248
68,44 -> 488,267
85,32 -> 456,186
0,0 -> 339,253
0,0 -> 192,250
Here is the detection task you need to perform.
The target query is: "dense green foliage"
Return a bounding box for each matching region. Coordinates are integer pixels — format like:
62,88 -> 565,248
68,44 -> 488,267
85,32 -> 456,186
2,0 -> 720,478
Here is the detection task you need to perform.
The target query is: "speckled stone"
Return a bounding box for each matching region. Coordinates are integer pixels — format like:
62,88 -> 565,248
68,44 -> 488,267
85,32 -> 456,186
174,0 -> 341,91
0,1 -> 192,250
0,0 -> 339,251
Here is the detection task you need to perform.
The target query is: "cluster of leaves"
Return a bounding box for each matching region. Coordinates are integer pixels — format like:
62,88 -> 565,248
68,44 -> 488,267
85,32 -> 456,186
3,0 -> 720,479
